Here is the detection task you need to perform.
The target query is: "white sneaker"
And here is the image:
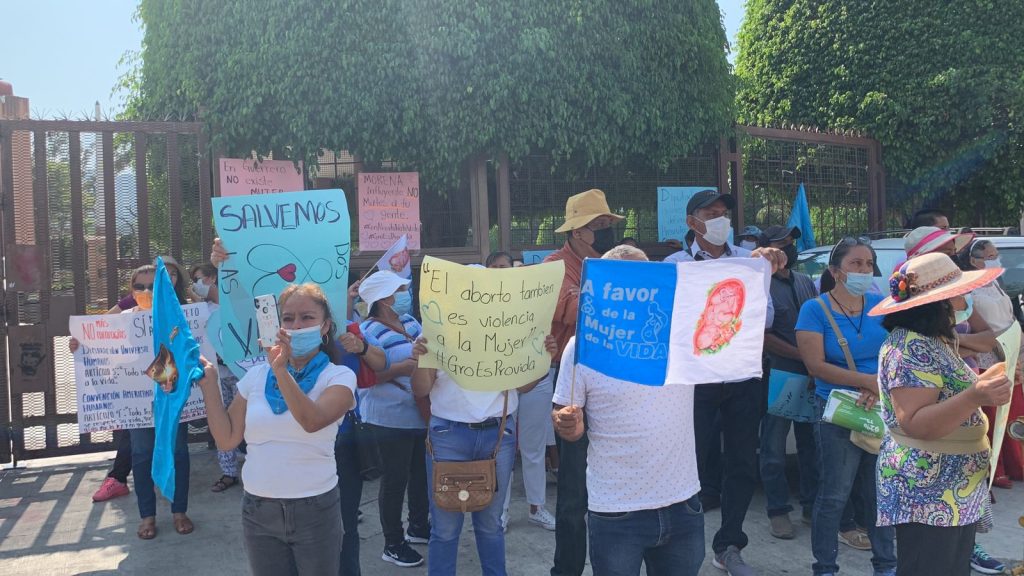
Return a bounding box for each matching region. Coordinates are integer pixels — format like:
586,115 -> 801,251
528,507 -> 556,531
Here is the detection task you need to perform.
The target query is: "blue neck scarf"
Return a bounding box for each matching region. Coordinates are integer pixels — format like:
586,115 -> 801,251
265,351 -> 330,414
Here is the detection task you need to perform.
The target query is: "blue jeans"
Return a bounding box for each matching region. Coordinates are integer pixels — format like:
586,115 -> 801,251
760,414 -> 817,518
588,495 -> 705,576
130,425 -> 189,518
811,399 -> 896,575
426,415 -> 516,576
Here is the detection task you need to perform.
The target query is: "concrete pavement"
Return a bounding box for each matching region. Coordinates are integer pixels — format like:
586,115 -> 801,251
2,446 -> 1023,575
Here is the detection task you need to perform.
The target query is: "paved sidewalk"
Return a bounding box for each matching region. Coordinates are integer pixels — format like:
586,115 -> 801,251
2,446 -> 1023,575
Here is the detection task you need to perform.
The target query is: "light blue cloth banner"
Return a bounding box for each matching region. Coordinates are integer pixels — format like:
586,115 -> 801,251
522,249 -> 555,265
787,183 -> 817,251
212,189 -> 351,377
150,257 -> 204,502
657,186 -> 733,244
575,259 -> 678,386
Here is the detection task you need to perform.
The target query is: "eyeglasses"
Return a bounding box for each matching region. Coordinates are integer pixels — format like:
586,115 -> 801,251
828,236 -> 872,264
133,283 -> 154,291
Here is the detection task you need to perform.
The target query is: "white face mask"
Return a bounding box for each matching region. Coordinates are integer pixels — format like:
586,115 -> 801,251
699,216 -> 732,246
740,240 -> 758,251
192,279 -> 212,299
984,258 -> 1002,270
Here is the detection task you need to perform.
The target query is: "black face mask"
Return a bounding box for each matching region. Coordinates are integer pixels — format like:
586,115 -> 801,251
782,244 -> 799,269
591,227 -> 617,254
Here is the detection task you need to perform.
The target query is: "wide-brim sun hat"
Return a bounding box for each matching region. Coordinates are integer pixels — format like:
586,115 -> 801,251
554,188 -> 625,233
904,226 -> 974,258
868,252 -> 1003,316
358,270 -> 411,311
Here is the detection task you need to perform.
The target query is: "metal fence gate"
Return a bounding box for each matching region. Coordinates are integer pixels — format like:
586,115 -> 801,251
0,120 -> 212,464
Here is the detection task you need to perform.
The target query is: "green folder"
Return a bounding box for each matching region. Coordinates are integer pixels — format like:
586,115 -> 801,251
822,389 -> 885,438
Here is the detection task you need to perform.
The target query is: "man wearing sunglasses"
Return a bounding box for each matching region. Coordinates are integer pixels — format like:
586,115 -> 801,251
664,189 -> 785,576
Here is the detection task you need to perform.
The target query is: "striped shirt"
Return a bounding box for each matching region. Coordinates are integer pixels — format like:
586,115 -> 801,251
359,314 -> 426,429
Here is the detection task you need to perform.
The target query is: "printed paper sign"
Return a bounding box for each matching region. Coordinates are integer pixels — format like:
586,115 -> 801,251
358,172 -> 421,250
213,189 -> 351,377
69,303 -> 216,433
219,158 -> 305,196
576,258 -> 769,385
990,322 -> 1022,488
417,256 -> 564,391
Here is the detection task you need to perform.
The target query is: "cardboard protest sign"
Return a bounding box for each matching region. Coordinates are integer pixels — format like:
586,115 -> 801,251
576,257 -> 769,385
70,303 -> 216,433
213,189 -> 351,377
522,250 -> 555,265
219,158 -> 305,196
990,322 -> 1022,488
657,187 -> 733,245
418,256 -> 564,391
358,172 -> 421,251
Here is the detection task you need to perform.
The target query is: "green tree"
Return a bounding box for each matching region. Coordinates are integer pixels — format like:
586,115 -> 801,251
735,0 -> 1024,226
125,0 -> 734,184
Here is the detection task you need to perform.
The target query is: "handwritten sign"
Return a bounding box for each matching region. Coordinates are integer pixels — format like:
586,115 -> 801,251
576,258 -> 769,385
213,189 -> 351,378
418,256 -> 564,391
990,322 -> 1022,488
69,303 -> 216,433
658,187 -> 735,243
358,172 -> 421,250
521,249 -> 555,265
219,158 -> 305,197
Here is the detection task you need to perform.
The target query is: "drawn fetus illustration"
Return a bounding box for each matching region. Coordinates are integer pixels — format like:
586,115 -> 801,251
641,301 -> 669,343
693,279 -> 745,355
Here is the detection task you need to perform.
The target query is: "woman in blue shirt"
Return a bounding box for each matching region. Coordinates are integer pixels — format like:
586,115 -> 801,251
795,237 -> 897,576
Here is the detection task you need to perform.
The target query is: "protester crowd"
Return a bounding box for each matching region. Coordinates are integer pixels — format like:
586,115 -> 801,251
73,188 -> 1024,576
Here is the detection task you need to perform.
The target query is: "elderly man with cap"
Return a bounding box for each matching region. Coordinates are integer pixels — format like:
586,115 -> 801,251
759,224 -> 820,541
544,188 -> 624,576
664,189 -> 785,576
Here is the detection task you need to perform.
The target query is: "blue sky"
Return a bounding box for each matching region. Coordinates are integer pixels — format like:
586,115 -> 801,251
0,0 -> 746,119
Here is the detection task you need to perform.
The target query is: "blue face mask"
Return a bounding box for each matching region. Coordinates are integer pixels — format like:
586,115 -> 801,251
392,290 -> 413,317
842,271 -> 874,297
954,294 -> 974,325
286,324 -> 324,357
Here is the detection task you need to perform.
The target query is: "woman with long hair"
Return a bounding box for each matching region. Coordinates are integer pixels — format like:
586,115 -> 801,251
197,283 -> 357,575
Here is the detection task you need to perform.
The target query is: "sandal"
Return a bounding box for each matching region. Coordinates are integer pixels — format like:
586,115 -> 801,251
211,475 -> 238,493
137,517 -> 157,540
173,513 -> 194,535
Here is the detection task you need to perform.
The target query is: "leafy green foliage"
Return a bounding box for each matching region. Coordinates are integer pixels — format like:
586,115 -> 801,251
126,0 -> 734,185
735,0 -> 1024,226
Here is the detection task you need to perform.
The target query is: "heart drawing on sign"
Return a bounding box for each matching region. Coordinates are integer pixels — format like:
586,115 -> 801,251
530,331 -> 546,355
277,263 -> 297,282
421,300 -> 443,325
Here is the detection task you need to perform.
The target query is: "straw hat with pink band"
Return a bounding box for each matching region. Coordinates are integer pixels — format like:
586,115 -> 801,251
869,252 -> 1003,316
903,226 -> 974,258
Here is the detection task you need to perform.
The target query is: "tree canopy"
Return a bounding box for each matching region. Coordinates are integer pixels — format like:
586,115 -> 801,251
735,0 -> 1024,225
127,0 -> 734,184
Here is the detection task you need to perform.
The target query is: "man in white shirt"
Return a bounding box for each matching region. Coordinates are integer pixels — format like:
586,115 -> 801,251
551,245 -> 704,575
663,190 -> 783,576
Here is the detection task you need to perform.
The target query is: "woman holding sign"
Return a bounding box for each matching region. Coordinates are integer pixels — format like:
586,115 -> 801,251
196,282 -> 356,576
869,253 -> 1010,575
410,331 -> 558,575
795,238 -> 897,576
358,270 -> 431,568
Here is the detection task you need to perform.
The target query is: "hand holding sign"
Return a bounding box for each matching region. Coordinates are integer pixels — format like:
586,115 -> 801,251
417,256 -> 565,391
552,405 -> 584,442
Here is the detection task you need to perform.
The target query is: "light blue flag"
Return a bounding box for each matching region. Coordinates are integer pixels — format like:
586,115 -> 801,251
787,183 -> 817,251
149,257 -> 204,502
575,259 -> 677,386
212,189 -> 351,377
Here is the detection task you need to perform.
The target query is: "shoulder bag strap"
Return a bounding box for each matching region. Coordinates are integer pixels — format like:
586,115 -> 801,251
491,391 -> 510,459
815,296 -> 857,372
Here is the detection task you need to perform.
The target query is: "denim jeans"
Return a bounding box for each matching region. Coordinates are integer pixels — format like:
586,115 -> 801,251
335,420 -> 363,576
367,424 -> 430,547
760,414 -> 817,518
812,399 -> 896,575
129,425 -> 189,518
242,487 -> 342,576
693,379 -> 761,554
426,415 -> 516,576
588,495 -> 705,576
551,429 -> 589,576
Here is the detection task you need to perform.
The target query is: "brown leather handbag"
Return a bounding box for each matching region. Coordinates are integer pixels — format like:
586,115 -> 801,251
427,392 -> 509,513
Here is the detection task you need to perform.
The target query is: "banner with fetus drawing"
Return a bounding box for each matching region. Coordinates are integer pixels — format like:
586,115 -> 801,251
576,258 -> 770,385
417,256 -> 565,391
213,189 -> 351,377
